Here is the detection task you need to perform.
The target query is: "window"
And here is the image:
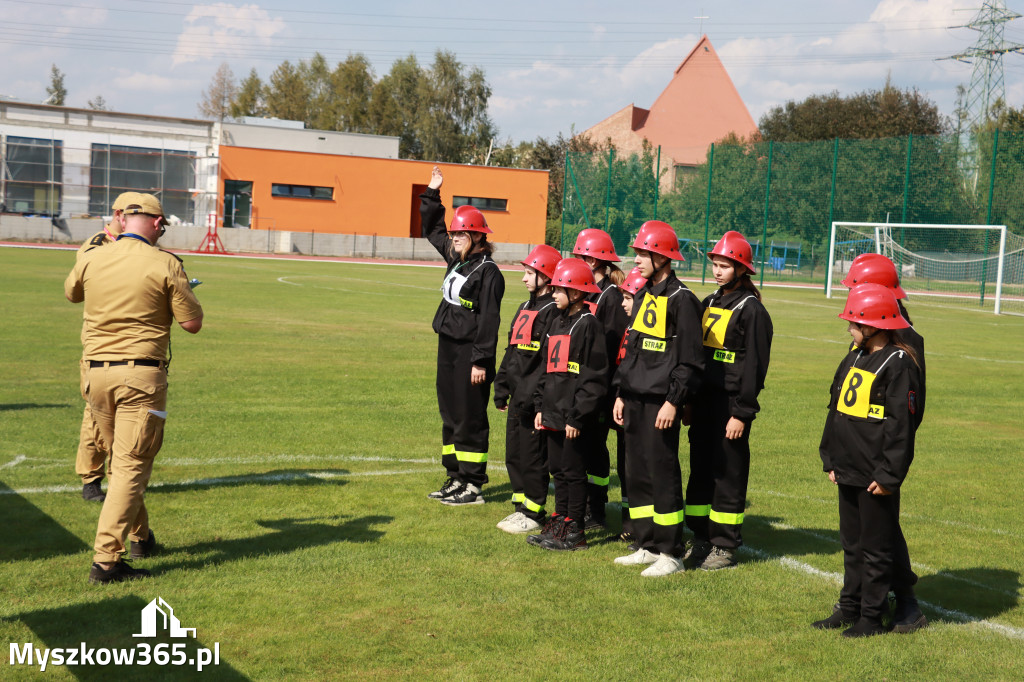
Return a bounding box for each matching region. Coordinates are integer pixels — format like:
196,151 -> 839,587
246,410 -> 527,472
88,144 -> 196,222
271,184 -> 333,200
453,196 -> 507,212
4,136 -> 62,215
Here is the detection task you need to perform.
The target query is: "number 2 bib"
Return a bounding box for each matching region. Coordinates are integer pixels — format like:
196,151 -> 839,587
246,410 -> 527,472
632,293 -> 667,339
838,367 -> 883,419
701,306 -> 733,350
511,309 -> 539,348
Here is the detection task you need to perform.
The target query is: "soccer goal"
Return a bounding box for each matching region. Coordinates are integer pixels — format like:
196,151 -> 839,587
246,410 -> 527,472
827,222 -> 1024,316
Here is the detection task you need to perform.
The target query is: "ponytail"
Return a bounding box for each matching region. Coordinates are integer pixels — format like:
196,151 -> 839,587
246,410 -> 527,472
607,262 -> 625,286
890,330 -> 920,369
738,273 -> 762,301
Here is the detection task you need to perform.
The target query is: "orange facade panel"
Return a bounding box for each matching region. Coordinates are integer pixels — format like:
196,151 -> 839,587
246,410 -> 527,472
218,146 -> 549,245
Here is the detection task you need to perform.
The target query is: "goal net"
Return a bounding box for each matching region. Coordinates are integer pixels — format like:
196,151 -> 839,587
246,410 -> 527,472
827,222 -> 1024,316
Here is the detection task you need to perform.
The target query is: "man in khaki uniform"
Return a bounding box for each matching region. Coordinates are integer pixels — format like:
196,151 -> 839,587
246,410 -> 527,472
74,191 -> 140,502
65,194 -> 204,584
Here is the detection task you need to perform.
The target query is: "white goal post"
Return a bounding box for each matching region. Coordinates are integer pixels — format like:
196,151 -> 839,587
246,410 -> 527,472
827,221 -> 1024,316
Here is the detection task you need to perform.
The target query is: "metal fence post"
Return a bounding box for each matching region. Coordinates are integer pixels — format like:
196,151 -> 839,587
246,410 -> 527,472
760,140 -> 774,289
605,148 -> 613,232
702,143 -> 715,285
981,128 -> 1000,306
654,145 -> 661,220
825,137 -> 839,290
560,149 -> 568,252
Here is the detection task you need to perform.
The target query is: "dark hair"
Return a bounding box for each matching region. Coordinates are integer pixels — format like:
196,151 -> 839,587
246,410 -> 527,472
448,233 -> 495,261
737,273 -> 762,301
890,329 -> 920,369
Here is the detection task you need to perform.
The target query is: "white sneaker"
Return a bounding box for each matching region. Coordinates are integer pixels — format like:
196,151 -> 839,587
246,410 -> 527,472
496,511 -> 523,529
497,512 -> 541,534
641,553 -> 684,577
613,548 -> 660,566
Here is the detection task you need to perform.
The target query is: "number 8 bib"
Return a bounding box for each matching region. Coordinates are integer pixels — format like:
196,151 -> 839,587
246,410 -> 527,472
837,367 -> 876,419
632,293 -> 667,339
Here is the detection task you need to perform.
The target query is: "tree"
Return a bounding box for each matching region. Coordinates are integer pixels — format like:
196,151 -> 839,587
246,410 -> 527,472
370,54 -> 424,158
198,62 -> 237,120
231,68 -> 266,118
46,64 -> 66,105
86,95 -> 107,111
330,54 -> 374,134
759,77 -> 947,142
263,60 -> 309,123
301,53 -> 336,130
416,50 -> 495,164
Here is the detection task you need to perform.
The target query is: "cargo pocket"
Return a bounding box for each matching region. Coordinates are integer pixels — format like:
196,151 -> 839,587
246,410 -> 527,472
130,409 -> 166,459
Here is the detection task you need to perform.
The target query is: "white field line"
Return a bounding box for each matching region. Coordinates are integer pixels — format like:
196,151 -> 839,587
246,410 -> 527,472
751,488 -> 1024,541
1,455 -> 26,469
762,520 -> 1019,599
276,275 -> 437,292
739,546 -> 1024,640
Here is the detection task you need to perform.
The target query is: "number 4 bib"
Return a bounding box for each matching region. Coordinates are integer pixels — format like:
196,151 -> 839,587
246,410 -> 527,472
632,293 -> 667,339
546,335 -> 571,373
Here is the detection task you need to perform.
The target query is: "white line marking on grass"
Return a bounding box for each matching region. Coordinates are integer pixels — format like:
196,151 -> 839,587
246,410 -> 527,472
159,454 -> 439,467
277,275 -> 436,292
775,334 -> 847,344
739,546 -> 1024,640
764,521 -> 1020,599
1,455 -> 26,469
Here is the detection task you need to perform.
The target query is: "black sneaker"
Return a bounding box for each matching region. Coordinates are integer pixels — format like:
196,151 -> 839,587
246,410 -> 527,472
129,530 -> 157,559
541,519 -> 588,551
682,538 -> 712,569
440,483 -> 484,506
583,513 -> 607,531
527,515 -> 563,547
811,603 -> 858,630
88,560 -> 151,584
842,617 -> 891,638
82,481 -> 105,502
892,596 -> 928,633
428,477 -> 461,500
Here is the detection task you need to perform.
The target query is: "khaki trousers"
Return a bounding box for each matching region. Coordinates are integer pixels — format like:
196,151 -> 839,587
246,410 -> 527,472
85,362 -> 167,563
76,359 -> 108,484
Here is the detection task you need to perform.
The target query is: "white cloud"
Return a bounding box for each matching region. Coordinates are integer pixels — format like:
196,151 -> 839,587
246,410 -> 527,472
111,72 -> 199,93
171,3 -> 287,67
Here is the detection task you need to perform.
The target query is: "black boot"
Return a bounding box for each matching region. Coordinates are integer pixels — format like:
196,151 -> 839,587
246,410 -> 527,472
811,603 -> 858,630
527,515 -> 563,547
841,617 -> 890,638
540,519 -> 588,551
892,594 -> 928,633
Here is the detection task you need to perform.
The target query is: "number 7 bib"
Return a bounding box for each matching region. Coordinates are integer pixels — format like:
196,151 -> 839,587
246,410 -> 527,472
632,293 -> 668,339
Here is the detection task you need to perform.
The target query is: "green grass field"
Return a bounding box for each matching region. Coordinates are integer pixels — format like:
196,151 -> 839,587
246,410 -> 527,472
1,246 -> 1022,681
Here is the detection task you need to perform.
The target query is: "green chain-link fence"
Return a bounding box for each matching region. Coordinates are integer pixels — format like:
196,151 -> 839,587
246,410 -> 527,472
560,131 -> 1024,297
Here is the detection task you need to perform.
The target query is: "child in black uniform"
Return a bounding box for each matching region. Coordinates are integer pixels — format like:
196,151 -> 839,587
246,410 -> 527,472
421,166 -> 505,506
612,221 -> 704,577
614,266 -> 648,546
813,283 -> 922,638
494,245 -> 563,533
571,228 -> 629,531
528,258 -> 609,551
840,253 -> 927,632
684,231 -> 773,570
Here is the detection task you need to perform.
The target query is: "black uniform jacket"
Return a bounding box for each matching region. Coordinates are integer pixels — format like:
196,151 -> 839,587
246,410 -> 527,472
818,344 -> 921,491
588,278 -> 629,389
533,309 -> 609,432
845,319 -> 925,428
613,271 -> 704,406
421,187 -> 505,372
493,293 -> 560,413
699,287 -> 773,422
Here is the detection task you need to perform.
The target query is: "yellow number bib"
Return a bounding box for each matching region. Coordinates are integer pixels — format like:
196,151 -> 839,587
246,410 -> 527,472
701,306 -> 733,350
837,367 -> 880,419
632,293 -> 667,339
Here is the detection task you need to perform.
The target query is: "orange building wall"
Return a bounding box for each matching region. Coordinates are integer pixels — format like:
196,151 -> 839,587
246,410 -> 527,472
218,146 -> 549,245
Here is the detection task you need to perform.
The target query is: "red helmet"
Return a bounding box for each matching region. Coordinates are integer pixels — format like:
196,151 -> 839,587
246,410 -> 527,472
521,244 -> 561,281
841,253 -> 906,298
632,220 -> 683,261
621,267 -> 648,296
551,257 -> 601,294
449,205 -> 491,234
572,228 -> 621,262
839,283 -> 909,330
709,230 -> 756,275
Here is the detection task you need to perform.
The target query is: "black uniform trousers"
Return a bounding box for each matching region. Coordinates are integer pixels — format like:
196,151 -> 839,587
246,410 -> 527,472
504,407 -> 549,522
546,430 -> 588,523
685,390 -> 750,549
892,494 -> 918,596
436,336 -> 490,488
622,397 -> 685,557
584,412 -> 611,518
837,483 -> 899,622
613,426 -> 632,535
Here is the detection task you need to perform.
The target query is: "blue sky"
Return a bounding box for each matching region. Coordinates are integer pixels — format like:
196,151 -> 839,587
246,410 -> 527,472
1,0 -> 1022,141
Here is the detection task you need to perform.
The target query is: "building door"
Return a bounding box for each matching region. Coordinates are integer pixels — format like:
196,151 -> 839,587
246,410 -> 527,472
409,184 -> 427,238
224,180 -> 252,227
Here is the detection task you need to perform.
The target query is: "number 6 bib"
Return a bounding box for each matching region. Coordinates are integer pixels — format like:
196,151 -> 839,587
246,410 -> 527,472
632,293 -> 667,339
